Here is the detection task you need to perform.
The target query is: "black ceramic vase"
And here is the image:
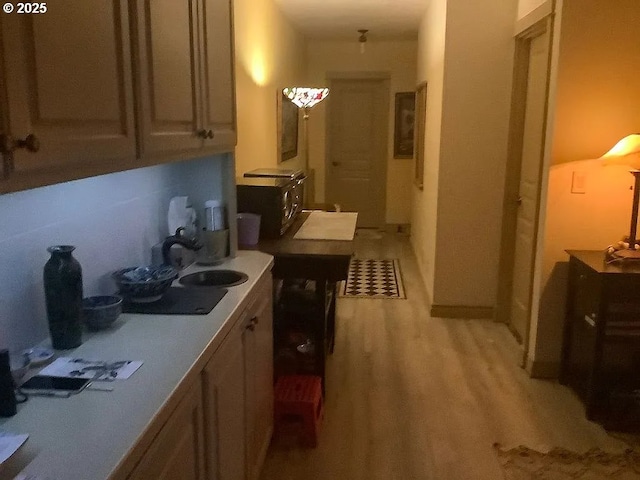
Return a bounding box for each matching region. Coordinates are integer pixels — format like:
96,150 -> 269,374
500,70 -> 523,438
43,245 -> 83,350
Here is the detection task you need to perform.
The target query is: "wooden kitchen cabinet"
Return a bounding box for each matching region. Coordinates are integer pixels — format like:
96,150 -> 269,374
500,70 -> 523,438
127,380 -> 206,480
0,0 -> 236,195
202,272 -> 273,480
133,0 -> 236,159
243,274 -> 274,480
199,0 -> 237,148
202,314 -> 247,480
0,0 -> 138,194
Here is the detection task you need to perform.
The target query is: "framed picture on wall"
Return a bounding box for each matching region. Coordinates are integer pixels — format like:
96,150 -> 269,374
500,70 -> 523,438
278,91 -> 299,162
414,83 -> 427,189
393,92 -> 416,158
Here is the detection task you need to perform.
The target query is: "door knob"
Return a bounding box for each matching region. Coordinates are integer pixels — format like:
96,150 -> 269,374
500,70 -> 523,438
206,130 -> 214,139
332,161 -> 340,167
516,196 -> 523,205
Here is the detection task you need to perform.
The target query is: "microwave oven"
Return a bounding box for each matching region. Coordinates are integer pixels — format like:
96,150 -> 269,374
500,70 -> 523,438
236,175 -> 305,238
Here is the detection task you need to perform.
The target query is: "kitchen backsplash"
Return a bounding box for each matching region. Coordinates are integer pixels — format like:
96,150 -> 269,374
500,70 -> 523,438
0,154 -> 231,353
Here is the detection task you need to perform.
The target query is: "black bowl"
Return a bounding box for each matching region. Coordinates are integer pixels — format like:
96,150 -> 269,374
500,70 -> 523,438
83,295 -> 123,330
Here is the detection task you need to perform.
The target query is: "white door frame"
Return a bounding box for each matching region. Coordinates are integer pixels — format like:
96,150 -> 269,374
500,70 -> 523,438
495,17 -> 554,366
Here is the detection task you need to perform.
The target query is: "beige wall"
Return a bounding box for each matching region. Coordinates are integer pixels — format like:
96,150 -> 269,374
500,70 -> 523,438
517,0 -> 549,20
531,0 -> 640,368
233,0 -> 307,176
412,0 -> 516,309
550,0 -> 640,165
305,40 -> 418,224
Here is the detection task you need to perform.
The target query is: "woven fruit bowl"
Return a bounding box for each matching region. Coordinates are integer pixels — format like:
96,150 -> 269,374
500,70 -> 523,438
113,265 -> 178,303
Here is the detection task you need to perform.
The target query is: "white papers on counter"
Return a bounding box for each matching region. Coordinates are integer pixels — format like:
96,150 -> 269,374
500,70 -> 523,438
293,211 -> 358,241
39,358 -> 142,381
0,431 -> 28,465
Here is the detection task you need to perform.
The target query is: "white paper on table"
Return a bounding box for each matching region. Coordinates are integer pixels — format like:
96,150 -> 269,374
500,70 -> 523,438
0,431 -> 28,465
293,212 -> 358,241
38,357 -> 143,381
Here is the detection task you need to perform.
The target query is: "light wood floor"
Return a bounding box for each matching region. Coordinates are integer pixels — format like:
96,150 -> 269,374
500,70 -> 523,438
260,231 -> 627,480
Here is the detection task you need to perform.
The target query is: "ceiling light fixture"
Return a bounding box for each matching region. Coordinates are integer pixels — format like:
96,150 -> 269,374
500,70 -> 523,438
358,29 -> 368,54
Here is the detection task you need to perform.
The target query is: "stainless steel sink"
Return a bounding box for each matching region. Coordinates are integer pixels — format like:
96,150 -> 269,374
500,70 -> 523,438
179,270 -> 248,287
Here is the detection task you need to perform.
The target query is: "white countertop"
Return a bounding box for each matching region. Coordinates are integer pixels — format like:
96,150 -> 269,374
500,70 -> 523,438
0,251 -> 274,480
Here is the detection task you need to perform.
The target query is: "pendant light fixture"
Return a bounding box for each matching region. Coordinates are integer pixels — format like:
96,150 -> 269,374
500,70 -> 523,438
358,29 -> 368,54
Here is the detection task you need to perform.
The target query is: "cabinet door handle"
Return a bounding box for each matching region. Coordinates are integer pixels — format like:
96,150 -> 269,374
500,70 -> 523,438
245,316 -> 258,332
197,129 -> 215,139
1,133 -> 40,154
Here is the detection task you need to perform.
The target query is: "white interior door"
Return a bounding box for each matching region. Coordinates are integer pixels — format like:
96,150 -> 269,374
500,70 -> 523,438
510,28 -> 551,342
326,78 -> 388,228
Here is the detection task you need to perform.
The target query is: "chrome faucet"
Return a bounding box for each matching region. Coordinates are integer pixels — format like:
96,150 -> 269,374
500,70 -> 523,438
162,227 -> 203,265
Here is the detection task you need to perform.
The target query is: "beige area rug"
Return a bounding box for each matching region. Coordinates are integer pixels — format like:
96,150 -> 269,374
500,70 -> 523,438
494,443 -> 640,479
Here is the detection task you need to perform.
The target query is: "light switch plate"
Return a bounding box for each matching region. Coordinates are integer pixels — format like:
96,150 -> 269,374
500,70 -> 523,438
571,171 -> 586,194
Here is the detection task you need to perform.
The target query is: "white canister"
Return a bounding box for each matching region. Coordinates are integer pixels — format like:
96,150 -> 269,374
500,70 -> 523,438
204,200 -> 226,231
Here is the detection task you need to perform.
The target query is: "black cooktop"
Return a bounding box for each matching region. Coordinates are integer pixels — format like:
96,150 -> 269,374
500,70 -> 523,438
122,287 -> 227,315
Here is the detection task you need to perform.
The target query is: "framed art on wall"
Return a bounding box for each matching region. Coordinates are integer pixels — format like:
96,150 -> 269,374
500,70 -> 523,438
278,92 -> 299,162
414,83 -> 427,189
394,92 -> 416,159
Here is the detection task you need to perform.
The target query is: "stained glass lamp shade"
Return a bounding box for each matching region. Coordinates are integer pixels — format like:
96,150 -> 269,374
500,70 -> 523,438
282,87 -> 330,110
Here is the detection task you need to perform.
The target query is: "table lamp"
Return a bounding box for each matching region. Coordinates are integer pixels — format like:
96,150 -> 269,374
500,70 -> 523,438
601,133 -> 640,259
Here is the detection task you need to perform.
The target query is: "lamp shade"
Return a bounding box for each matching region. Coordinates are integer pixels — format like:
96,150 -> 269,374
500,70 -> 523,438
601,133 -> 640,168
282,87 -> 329,109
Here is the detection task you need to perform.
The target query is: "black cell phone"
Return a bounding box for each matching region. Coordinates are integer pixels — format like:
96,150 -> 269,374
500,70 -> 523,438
20,375 -> 90,395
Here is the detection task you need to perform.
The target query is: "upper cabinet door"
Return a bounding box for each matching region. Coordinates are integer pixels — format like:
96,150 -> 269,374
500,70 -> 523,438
199,0 -> 236,148
134,0 -> 204,157
0,0 -> 137,193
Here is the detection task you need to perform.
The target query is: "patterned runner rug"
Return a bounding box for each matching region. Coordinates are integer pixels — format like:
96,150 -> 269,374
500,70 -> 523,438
494,443 -> 640,479
340,258 -> 406,299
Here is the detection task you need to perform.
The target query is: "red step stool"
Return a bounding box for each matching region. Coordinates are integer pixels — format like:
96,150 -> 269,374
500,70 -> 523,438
274,375 -> 324,447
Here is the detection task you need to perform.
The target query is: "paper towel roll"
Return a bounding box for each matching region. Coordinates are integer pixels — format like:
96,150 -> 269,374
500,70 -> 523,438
168,196 -> 196,236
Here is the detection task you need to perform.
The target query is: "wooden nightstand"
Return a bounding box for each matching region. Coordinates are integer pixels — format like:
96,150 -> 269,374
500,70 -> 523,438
561,250 -> 640,429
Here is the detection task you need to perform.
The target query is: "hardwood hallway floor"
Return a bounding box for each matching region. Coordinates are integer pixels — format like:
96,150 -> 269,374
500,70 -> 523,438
260,231 -> 627,480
